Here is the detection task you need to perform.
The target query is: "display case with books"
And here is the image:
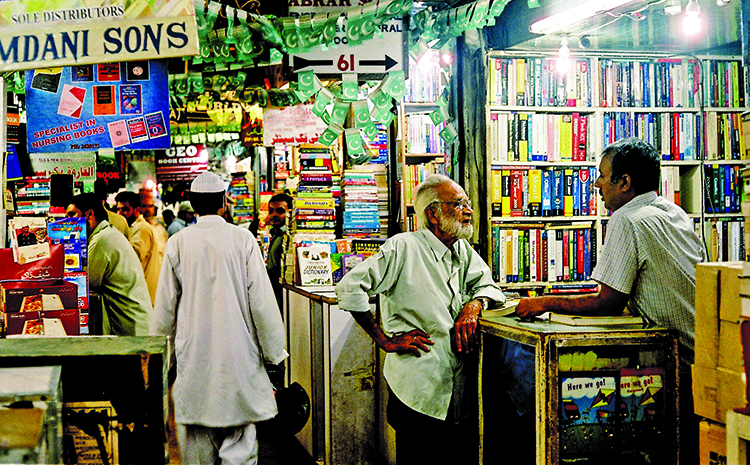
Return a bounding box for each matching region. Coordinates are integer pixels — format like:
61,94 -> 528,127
485,52 -> 750,292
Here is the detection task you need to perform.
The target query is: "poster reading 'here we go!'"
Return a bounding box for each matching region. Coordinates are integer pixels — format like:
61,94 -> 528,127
25,59 -> 170,153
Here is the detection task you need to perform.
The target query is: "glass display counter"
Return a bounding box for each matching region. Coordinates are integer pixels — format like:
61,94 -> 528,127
479,314 -> 679,465
0,336 -> 169,464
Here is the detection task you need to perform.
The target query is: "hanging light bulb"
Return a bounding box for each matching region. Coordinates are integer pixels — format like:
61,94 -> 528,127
683,0 -> 701,35
557,37 -> 571,74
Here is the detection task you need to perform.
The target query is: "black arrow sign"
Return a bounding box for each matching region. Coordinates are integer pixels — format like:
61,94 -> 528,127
359,55 -> 398,71
293,56 -> 334,70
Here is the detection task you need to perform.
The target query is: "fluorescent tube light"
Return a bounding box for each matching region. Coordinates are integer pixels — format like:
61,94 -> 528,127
529,0 -> 638,34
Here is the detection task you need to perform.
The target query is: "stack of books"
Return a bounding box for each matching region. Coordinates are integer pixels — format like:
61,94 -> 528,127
341,169 -> 381,237
228,172 -> 255,224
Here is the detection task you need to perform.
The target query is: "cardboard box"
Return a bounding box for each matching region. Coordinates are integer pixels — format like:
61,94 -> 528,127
693,364 -> 747,423
718,319 -> 745,373
695,262 -> 744,369
6,309 -> 80,336
699,419 -> 726,465
0,279 -> 77,314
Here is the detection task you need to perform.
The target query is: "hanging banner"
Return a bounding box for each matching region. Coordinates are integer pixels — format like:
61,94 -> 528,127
156,144 -> 208,183
263,104 -> 328,146
26,59 -> 170,153
0,0 -> 198,72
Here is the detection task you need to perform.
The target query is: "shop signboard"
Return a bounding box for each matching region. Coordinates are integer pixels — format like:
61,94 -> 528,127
25,60 -> 170,153
156,144 -> 208,183
29,152 -> 96,189
263,104 -> 328,146
0,0 -> 198,72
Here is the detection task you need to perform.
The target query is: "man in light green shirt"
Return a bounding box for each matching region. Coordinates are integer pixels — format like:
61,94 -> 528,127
67,193 -> 151,336
335,174 -> 505,464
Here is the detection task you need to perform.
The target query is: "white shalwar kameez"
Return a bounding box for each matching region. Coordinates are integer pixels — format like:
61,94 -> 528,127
151,215 -> 287,464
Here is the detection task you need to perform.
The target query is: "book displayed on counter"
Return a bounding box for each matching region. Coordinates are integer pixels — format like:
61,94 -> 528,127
548,313 -> 644,327
48,217 -> 89,334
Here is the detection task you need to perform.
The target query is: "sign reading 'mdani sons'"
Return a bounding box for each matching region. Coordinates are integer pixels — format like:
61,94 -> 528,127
0,0 -> 198,72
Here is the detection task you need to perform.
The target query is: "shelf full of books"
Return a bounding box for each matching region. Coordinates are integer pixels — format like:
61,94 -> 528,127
486,51 -> 750,292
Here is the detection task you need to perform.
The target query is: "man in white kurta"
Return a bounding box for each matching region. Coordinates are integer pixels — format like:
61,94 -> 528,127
151,171 -> 287,464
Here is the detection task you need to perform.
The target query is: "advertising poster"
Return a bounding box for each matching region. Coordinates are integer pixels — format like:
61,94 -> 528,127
263,104 -> 328,146
26,60 -> 170,153
156,144 -> 208,183
0,0 -> 197,72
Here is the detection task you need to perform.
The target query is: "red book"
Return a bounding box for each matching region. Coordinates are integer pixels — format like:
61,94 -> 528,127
541,230 -> 548,282
572,113 -> 580,161
578,115 -> 588,162
562,229 -> 570,281
510,170 -> 524,217
536,229 -> 542,282
673,112 -> 681,160
577,229 -> 585,281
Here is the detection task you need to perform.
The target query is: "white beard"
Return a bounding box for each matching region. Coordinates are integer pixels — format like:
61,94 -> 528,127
437,210 -> 473,240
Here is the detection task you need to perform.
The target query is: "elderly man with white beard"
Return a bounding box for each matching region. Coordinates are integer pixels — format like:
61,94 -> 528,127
335,174 -> 505,465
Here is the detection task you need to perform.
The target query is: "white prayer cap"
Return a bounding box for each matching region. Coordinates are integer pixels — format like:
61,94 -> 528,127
191,171 -> 225,193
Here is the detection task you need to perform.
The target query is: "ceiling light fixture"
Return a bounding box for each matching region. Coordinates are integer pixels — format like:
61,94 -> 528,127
683,0 -> 701,35
664,0 -> 682,15
529,0 -> 639,35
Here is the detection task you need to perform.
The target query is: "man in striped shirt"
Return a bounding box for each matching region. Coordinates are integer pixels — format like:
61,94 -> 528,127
517,137 -> 706,463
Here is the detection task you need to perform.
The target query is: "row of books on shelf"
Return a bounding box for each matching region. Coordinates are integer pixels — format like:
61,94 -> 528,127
704,59 -> 747,108
488,112 -> 590,163
602,112 -> 700,161
405,114 -> 447,154
490,168 -> 598,218
705,112 -> 748,160
405,51 -> 446,103
489,56 -> 746,109
704,218 -> 746,262
598,58 -> 701,109
228,172 -> 255,224
489,57 -> 593,107
704,164 -> 743,214
14,177 -> 51,215
403,159 -> 446,206
490,224 -> 596,284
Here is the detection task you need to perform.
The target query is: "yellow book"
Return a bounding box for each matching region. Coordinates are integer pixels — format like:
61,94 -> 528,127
491,170 -> 502,203
563,169 -> 573,216
516,59 -> 526,104
560,114 -> 573,161
528,169 -> 542,216
724,113 -> 732,160
737,113 -> 746,160
518,113 -> 529,162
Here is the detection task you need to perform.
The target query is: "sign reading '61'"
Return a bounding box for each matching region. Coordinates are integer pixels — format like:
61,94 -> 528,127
291,18 -> 405,79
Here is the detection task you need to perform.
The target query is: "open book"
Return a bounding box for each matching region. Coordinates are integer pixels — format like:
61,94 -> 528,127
548,313 -> 644,326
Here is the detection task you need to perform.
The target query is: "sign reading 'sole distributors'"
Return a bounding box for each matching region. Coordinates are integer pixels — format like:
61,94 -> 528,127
0,0 -> 198,72
26,60 -> 170,153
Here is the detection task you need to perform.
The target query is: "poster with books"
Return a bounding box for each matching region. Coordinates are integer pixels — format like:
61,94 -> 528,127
9,216 -> 50,264
297,244 -> 333,286
48,217 -> 89,333
559,375 -> 618,458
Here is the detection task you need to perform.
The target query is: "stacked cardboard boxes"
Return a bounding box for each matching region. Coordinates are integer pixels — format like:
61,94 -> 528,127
694,261 -> 749,464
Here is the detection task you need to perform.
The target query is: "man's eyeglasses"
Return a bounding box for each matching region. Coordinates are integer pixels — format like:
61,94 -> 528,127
433,199 -> 472,211
269,207 -> 288,215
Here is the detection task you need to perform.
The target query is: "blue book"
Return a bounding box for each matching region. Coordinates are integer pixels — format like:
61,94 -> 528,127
572,169 -> 581,216
584,228 -> 591,280
580,170 -> 590,216
643,62 -> 650,107
541,170 -> 552,216
553,169 -> 564,216
725,164 -> 732,213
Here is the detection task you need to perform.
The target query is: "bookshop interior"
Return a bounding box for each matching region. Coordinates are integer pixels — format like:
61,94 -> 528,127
2,0 -> 750,464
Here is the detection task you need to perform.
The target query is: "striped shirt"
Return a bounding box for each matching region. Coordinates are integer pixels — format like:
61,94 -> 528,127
592,191 -> 706,364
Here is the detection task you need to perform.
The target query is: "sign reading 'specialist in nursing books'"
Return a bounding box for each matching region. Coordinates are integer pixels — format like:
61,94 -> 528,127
25,60 -> 171,153
0,0 -> 198,72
